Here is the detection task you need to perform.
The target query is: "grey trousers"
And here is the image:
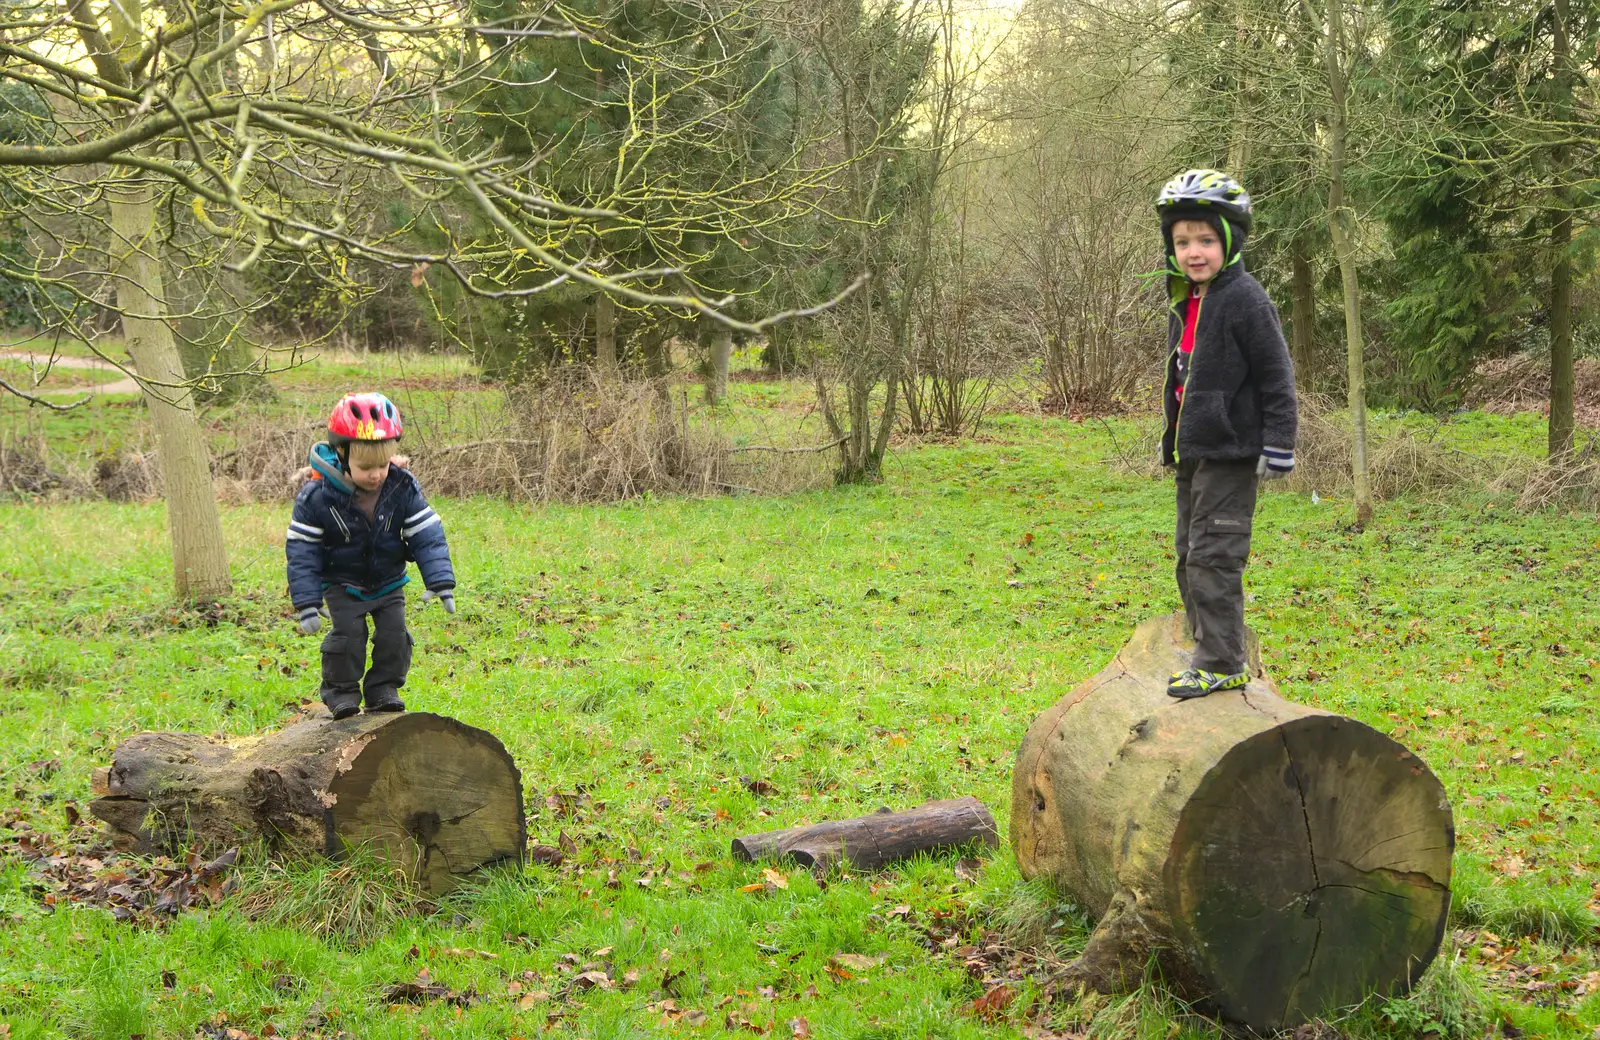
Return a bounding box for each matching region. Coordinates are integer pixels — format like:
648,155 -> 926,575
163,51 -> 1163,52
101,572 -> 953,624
1175,457 -> 1260,674
320,586 -> 412,704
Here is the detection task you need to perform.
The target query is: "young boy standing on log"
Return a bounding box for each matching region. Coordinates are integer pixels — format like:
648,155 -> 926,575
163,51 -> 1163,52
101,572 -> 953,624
286,393 -> 457,719
1155,169 -> 1298,698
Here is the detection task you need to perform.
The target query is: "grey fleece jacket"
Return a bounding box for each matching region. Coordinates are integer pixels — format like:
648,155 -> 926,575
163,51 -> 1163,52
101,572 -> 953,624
1161,261 -> 1298,467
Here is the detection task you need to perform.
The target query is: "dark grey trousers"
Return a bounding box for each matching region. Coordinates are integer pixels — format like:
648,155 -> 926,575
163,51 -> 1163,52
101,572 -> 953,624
320,586 -> 412,704
1175,457 -> 1260,674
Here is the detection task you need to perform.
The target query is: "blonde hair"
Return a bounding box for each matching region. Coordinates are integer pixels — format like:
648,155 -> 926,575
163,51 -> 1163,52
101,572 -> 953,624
347,439 -> 398,469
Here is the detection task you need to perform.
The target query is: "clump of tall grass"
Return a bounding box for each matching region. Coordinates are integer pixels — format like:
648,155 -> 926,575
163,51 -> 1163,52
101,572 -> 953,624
231,845 -> 437,945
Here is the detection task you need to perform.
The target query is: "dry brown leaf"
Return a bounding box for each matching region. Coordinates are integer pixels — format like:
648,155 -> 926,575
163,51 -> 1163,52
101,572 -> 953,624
831,953 -> 886,971
1492,853 -> 1526,880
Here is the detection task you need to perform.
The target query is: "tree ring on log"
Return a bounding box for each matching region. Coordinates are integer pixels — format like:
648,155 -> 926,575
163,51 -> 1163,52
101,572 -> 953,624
1167,714 -> 1453,1028
323,714 -> 525,892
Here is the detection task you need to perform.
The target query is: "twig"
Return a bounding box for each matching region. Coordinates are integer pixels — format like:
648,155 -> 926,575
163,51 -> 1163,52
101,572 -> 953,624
726,435 -> 847,455
422,438 -> 543,454
0,377 -> 90,411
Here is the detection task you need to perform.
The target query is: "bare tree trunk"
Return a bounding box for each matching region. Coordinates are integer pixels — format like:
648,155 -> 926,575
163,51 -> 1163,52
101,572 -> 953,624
1290,234 -> 1315,391
706,324 -> 732,404
1547,0 -> 1574,460
108,185 -> 233,600
1549,213 -> 1574,457
1316,0 -> 1372,528
595,293 -> 617,378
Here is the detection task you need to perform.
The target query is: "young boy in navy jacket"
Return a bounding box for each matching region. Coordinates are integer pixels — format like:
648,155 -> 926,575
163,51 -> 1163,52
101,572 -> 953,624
286,393 -> 457,719
1155,170 -> 1298,698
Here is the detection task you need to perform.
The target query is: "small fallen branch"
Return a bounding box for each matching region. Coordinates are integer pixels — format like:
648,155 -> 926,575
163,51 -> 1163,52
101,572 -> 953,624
732,797 -> 999,872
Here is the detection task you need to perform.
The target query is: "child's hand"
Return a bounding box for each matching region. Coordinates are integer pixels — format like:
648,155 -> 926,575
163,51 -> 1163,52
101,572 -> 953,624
391,454 -> 411,469
297,606 -> 327,634
422,589 -> 456,614
1257,446 -> 1294,480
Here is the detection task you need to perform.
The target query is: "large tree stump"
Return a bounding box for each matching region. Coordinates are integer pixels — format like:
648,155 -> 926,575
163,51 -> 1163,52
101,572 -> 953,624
90,711 -> 525,893
1012,615 -> 1452,1032
732,797 -> 999,872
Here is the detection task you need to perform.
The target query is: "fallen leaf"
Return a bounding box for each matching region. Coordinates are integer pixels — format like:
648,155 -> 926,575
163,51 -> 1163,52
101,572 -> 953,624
831,953 -> 885,971
742,776 -> 779,796
970,984 -> 1015,1021
381,974 -> 471,1007
1492,854 -> 1526,880
528,844 -> 564,866
954,858 -> 983,883
761,867 -> 789,890
788,1016 -> 811,1038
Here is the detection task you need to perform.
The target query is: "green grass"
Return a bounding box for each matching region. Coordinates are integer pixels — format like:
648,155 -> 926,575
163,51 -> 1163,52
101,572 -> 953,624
1,404 -> 1599,1038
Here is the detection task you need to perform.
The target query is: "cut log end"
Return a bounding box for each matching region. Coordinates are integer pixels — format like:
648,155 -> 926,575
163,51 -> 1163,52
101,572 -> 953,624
1168,714 -> 1452,1028
324,714 -> 526,893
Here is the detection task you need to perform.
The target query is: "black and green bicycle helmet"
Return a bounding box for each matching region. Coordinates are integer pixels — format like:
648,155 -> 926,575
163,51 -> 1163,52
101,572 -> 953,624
1156,168 -> 1252,280
1156,168 -> 1253,231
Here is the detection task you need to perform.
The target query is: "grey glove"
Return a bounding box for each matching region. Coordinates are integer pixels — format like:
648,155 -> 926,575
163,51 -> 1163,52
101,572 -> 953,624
422,589 -> 456,614
297,606 -> 326,635
1257,445 -> 1295,481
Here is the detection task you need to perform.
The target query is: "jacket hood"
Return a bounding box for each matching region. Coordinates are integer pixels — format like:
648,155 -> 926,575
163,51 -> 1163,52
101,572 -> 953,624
308,442 -> 355,494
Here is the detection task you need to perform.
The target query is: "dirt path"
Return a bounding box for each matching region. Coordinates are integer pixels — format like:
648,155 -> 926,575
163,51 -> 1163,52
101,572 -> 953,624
0,350 -> 141,396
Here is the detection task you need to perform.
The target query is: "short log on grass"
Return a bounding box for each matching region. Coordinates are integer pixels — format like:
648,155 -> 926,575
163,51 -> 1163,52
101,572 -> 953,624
89,710 -> 525,893
1012,615 -> 1453,1033
731,797 -> 999,872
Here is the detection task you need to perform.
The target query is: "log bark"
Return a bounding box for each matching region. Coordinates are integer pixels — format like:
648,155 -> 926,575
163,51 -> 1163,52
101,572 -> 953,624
1012,615 -> 1452,1033
89,711 -> 525,893
732,797 -> 998,872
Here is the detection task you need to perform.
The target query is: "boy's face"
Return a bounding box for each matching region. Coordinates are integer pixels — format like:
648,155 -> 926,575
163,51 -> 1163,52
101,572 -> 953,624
1171,219 -> 1225,284
348,458 -> 389,492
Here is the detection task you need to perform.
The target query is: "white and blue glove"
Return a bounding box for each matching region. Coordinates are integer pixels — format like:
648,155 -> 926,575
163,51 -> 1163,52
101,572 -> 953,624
297,606 -> 327,635
422,589 -> 456,614
1257,446 -> 1295,481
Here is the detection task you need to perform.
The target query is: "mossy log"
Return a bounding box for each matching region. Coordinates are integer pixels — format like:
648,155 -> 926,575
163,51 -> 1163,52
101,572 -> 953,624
1012,615 -> 1453,1032
89,710 -> 524,893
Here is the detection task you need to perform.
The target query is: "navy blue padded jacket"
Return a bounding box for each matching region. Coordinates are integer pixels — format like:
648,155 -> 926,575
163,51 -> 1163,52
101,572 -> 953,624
285,465 -> 454,610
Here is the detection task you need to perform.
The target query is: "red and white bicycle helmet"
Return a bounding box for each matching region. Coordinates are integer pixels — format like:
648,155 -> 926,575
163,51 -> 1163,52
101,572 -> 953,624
327,392 -> 403,445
